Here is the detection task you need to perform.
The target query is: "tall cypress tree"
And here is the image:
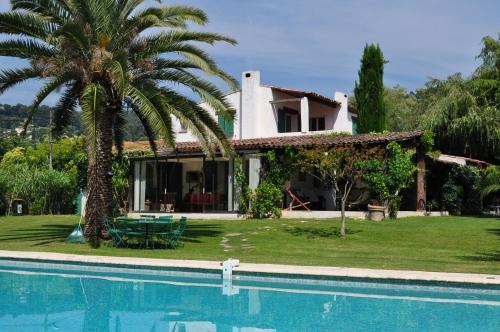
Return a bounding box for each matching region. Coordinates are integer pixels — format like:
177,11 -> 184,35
354,44 -> 387,133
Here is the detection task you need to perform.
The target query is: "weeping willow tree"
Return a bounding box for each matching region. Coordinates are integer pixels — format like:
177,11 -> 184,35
0,0 -> 238,245
420,74 -> 499,162
420,35 -> 499,163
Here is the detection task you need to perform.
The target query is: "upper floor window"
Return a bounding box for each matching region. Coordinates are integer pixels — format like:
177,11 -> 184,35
278,107 -> 300,133
309,117 -> 325,131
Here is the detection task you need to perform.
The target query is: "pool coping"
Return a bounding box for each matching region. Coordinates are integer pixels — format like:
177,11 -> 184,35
0,250 -> 498,285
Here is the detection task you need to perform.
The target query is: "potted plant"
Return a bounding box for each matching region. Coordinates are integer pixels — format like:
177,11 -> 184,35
367,199 -> 387,221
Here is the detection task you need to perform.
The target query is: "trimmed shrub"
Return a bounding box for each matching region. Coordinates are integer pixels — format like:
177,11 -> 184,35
252,181 -> 283,219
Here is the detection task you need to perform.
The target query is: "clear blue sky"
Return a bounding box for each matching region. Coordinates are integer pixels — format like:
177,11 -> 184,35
0,0 -> 498,105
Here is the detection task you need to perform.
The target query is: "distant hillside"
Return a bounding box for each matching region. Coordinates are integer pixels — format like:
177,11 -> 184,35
0,103 -> 147,141
0,103 -> 83,137
1,104 -> 53,130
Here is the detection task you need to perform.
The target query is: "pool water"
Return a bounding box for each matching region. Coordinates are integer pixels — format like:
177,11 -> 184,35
0,260 -> 499,332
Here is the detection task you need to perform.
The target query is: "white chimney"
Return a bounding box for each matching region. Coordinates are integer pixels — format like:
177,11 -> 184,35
332,91 -> 352,133
240,71 -> 260,139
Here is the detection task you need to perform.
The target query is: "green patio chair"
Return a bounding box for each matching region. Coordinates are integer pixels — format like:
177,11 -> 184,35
150,222 -> 172,249
157,215 -> 173,230
167,217 -> 188,248
125,221 -> 148,248
104,218 -> 129,248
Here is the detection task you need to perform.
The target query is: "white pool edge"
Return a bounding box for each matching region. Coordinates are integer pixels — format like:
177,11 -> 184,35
0,250 -> 498,285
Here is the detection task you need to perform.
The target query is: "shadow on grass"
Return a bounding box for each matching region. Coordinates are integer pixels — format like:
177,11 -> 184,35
284,226 -> 362,238
486,228 -> 500,237
181,223 -> 223,243
0,222 -> 223,247
457,226 -> 500,263
460,250 -> 500,262
0,224 -> 74,246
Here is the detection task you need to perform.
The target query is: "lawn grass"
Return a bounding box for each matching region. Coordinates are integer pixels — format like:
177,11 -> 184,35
0,215 -> 498,274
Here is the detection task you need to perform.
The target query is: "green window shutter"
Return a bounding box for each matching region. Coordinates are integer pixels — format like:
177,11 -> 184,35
277,109 -> 285,133
218,115 -> 225,130
352,117 -> 358,135
226,117 -> 234,137
218,115 -> 234,137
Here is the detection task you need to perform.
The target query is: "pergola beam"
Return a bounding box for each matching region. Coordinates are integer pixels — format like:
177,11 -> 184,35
269,98 -> 302,104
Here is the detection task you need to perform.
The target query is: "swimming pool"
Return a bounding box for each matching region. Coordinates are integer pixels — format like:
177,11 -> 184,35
0,260 -> 498,332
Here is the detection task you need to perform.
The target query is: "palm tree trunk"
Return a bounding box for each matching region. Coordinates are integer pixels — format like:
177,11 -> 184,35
84,112 -> 114,246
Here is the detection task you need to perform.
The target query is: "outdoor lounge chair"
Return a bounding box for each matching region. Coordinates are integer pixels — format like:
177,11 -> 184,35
286,190 -> 311,211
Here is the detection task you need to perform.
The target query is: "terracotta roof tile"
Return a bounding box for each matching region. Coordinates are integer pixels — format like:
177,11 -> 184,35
124,131 -> 423,156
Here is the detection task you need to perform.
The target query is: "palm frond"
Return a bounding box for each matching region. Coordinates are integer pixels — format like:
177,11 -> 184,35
10,0 -> 73,24
0,67 -> 41,94
158,5 -> 208,26
23,73 -> 75,132
481,166 -> 500,197
133,42 -> 238,89
136,68 -> 235,119
0,12 -> 56,39
49,22 -> 90,55
131,31 -> 236,60
104,59 -> 127,97
0,39 -> 58,59
80,82 -> 107,164
155,87 -> 221,156
113,107 -> 127,155
117,5 -> 209,46
52,82 -> 81,137
115,0 -> 145,22
127,84 -> 176,148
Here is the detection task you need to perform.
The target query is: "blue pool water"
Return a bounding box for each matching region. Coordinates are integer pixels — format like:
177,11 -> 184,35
0,260 -> 498,332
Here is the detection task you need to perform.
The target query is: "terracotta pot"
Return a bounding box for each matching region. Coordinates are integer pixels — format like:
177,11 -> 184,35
368,204 -> 386,221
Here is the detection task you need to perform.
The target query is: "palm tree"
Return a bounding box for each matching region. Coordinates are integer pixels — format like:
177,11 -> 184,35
481,165 -> 500,198
0,0 -> 238,245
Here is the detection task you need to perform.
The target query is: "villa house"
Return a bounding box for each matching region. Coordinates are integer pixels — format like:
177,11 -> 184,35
125,71 -> 425,215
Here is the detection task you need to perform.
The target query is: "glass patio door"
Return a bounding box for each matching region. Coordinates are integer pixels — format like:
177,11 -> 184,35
203,160 -> 229,212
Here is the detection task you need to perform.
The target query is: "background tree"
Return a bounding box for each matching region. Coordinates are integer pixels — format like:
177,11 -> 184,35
354,44 -> 387,133
296,144 -> 376,237
0,0 -> 237,245
384,85 -> 419,132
